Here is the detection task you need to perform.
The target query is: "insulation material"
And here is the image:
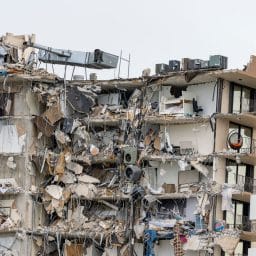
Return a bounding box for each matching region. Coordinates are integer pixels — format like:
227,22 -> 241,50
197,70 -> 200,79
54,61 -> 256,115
64,243 -> 84,256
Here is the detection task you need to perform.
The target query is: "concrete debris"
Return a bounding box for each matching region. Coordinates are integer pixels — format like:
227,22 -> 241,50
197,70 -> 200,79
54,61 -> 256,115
43,103 -> 63,125
6,157 -> 16,169
0,32 -> 253,256
77,174 -> 100,184
0,178 -> 22,194
70,183 -> 97,199
64,242 -> 84,256
55,130 -> 71,144
59,171 -> 77,184
67,87 -> 95,113
45,185 -> 63,200
66,161 -> 83,174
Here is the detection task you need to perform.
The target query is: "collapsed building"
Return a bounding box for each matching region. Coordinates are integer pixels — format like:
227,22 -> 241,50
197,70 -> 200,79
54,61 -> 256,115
0,33 -> 256,255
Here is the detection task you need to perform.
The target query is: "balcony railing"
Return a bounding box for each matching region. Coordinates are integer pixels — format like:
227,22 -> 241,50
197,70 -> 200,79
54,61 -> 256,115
226,215 -> 251,231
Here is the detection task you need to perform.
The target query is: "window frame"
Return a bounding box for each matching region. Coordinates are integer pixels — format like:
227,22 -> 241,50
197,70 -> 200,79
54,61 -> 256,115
225,160 -> 254,192
229,83 -> 256,114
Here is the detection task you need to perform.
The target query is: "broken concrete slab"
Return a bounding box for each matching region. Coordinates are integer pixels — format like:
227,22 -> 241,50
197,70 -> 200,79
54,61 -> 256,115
43,103 -> 64,125
77,174 -> 100,184
70,183 -> 97,199
59,171 -> 77,184
66,161 -> 83,174
45,185 -> 63,200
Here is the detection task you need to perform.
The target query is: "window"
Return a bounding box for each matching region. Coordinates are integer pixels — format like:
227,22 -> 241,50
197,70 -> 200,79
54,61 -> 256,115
229,83 -> 256,113
224,201 -> 250,231
226,160 -> 254,192
228,123 -> 252,153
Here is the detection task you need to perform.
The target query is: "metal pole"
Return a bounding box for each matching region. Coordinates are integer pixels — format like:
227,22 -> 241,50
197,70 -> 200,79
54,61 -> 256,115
71,66 -> 75,80
129,198 -> 134,256
128,53 -> 131,78
85,67 -> 87,80
118,50 -> 122,79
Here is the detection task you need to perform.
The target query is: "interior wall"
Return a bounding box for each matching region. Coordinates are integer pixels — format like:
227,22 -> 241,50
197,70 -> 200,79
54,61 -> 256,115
157,162 -> 179,188
187,82 -> 217,116
0,234 -> 30,256
185,197 -> 197,222
161,123 -> 214,155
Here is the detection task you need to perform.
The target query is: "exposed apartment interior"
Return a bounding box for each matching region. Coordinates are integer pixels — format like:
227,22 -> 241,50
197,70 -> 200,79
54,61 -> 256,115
0,33 -> 256,255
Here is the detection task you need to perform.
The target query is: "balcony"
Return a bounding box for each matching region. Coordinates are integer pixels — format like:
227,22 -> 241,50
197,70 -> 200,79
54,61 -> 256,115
227,172 -> 256,203
215,137 -> 256,165
212,69 -> 256,90
228,174 -> 256,194
216,113 -> 256,128
226,215 -> 251,232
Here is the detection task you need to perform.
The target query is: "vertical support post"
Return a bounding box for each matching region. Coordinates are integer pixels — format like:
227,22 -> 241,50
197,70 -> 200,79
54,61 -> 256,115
118,50 -> 122,79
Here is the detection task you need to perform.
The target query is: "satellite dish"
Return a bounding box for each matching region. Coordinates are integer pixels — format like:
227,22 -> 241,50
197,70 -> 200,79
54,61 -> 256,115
227,131 -> 243,150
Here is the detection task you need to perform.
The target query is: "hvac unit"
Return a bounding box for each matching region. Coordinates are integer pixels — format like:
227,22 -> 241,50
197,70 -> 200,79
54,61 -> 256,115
209,55 -> 228,69
188,59 -> 204,70
155,63 -> 170,75
169,60 -> 180,71
181,58 -> 190,71
125,165 -> 142,182
123,146 -> 137,164
200,60 -> 209,69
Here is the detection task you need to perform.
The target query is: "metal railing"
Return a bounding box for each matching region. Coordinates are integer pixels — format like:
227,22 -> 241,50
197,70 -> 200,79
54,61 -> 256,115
226,215 -> 251,231
228,173 -> 256,193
